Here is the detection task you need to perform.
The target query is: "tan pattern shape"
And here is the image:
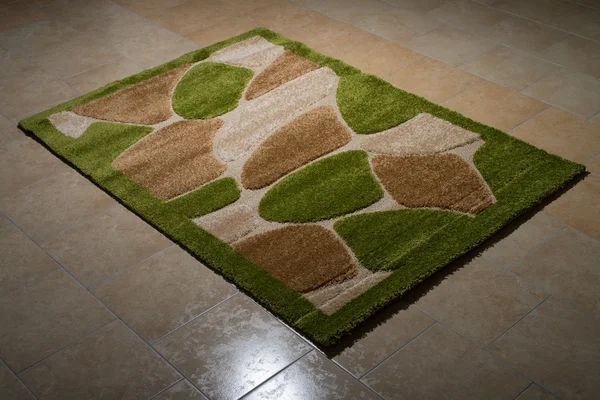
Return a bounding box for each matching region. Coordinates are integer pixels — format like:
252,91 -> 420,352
362,113 -> 480,156
113,119 -> 225,201
372,153 -> 493,214
208,36 -> 281,68
233,225 -> 357,293
230,45 -> 284,69
245,50 -> 320,100
194,204 -> 259,243
214,67 -> 339,162
242,106 -> 351,189
48,111 -> 97,138
73,65 -> 191,125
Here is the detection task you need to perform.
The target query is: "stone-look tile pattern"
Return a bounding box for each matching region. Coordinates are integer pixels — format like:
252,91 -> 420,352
64,58 -> 143,94
489,297 -> 600,400
538,35 -> 600,78
154,380 -> 208,400
94,246 -> 237,343
42,205 -> 172,288
388,57 -> 481,103
416,258 -> 547,347
244,1 -> 323,36
0,215 -> 58,296
0,361 -> 32,400
244,351 -> 379,399
354,7 -> 443,44
0,2 -> 47,32
511,227 -> 600,317
147,1 -> 234,36
155,295 -> 312,400
0,270 -> 115,372
186,16 -> 259,46
482,212 -> 564,268
544,175 -> 600,240
425,0 -> 507,34
510,107 -> 600,164
333,306 -> 434,377
363,323 -> 530,399
517,385 -> 557,400
0,114 -> 22,144
19,321 -> 181,400
444,81 -> 549,131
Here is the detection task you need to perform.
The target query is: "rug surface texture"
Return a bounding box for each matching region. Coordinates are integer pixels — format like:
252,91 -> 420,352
19,29 -> 585,345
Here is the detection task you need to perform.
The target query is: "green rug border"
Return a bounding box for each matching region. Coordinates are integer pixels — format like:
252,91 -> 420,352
18,28 -> 585,346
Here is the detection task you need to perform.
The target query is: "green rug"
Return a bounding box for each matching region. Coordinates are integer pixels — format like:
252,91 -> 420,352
19,29 -> 585,345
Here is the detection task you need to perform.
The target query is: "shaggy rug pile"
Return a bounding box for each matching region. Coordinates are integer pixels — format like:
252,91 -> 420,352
20,29 -> 584,345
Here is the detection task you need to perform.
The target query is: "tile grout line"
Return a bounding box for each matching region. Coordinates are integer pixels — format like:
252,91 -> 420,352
505,226 -> 567,271
0,355 -> 38,400
512,382 -> 534,400
147,377 -> 184,400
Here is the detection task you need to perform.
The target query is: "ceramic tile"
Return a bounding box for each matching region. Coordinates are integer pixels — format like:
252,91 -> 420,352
186,17 -> 258,46
0,270 -> 115,372
154,380 -> 207,400
95,246 -> 237,342
388,56 -> 481,103
538,35 -> 600,78
407,26 -> 495,66
587,154 -> 600,176
0,2 -> 47,32
0,361 -> 32,400
0,20 -> 78,57
64,58 -> 143,93
0,48 -> 38,83
148,0 -> 234,36
316,0 -> 394,25
286,15 -> 371,54
384,0 -> 448,14
244,351 -> 378,399
426,0 -> 507,34
460,45 -> 557,91
517,385 -> 557,400
0,114 -> 21,144
0,169 -> 116,243
19,321 -> 181,400
510,107 -> 600,163
488,297 -> 600,400
544,175 -> 600,240
154,295 -> 312,400
355,7 -> 443,44
333,306 -> 434,377
203,0 -> 275,15
42,0 -> 125,25
245,1 -> 323,36
112,0 -> 190,17
363,323 -> 530,399
443,80 -> 549,131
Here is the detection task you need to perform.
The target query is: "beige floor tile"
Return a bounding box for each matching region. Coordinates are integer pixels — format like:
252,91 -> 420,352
324,35 -> 423,78
490,0 -> 577,30
592,112 -> 600,124
482,212 -> 564,268
587,154 -> 600,176
0,270 -> 115,372
407,26 -> 495,66
147,0 -> 235,36
488,297 -> 600,400
460,45 -> 557,91
0,169 -> 116,244
64,58 -> 143,94
154,295 -> 312,400
522,68 -> 600,119
0,137 -> 68,197
384,0 -> 449,14
538,35 -> 600,78
388,57 -> 481,103
0,49 -> 38,83
443,81 -> 549,131
154,380 -> 207,400
0,215 -> 58,296
113,0 -> 190,17
203,0 -> 275,15
0,69 -> 78,120
315,0 -> 394,25
186,16 -> 258,46
333,306 -> 433,377
0,2 -> 47,32
0,114 -> 22,144
550,7 -> 600,42
245,1 -> 323,35
517,385 -> 557,400
510,107 -> 600,163
41,0 -> 125,25
512,227 -> 600,317
478,14 -> 567,54
544,175 -> 600,240
27,35 -> 121,79
362,323 -> 530,399
0,20 -> 78,57
354,7 -> 443,44
42,205 -> 172,288
245,351 -> 379,399
286,16 -> 371,54
19,321 -> 181,400
426,0 -> 507,34
94,246 -> 237,342
416,257 -> 547,347
0,362 -> 32,400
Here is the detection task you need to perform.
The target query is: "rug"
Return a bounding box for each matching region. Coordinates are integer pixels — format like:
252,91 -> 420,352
19,29 -> 585,345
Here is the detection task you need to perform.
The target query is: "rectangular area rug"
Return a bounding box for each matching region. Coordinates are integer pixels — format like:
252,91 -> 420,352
19,29 -> 585,345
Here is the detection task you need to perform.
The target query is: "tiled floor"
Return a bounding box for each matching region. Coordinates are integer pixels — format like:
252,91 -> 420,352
0,0 -> 599,398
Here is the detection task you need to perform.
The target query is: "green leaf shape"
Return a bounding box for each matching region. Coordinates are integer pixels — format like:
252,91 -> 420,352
259,150 -> 384,223
334,209 -> 467,271
173,62 -> 253,119
337,74 -> 425,134
167,178 -> 241,219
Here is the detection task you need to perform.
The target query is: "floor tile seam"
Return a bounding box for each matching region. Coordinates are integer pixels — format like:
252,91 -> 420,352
504,103 -> 552,134
0,355 -> 39,400
149,292 -> 240,345
380,54 -> 427,80
512,382 -> 534,400
90,242 -> 177,291
439,78 -> 488,105
58,56 -> 132,83
148,377 -> 184,400
359,321 -> 438,381
471,0 -> 600,44
589,110 -> 600,121
505,225 -> 568,271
